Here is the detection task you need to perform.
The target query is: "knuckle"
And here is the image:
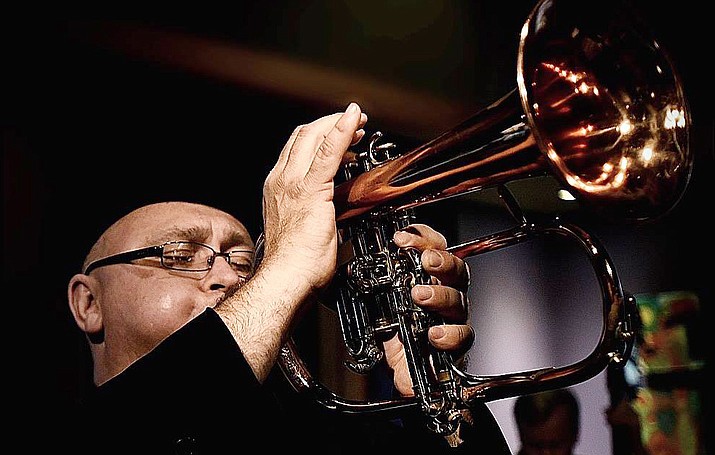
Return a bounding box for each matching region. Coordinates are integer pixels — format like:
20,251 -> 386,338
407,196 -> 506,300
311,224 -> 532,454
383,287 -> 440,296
316,137 -> 333,159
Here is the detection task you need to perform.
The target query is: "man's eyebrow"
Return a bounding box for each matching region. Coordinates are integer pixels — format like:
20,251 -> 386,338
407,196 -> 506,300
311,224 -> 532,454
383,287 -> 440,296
224,232 -> 253,251
145,225 -> 212,245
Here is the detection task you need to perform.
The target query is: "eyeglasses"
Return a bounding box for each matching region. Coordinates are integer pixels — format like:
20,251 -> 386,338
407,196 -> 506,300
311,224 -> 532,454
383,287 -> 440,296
83,241 -> 255,277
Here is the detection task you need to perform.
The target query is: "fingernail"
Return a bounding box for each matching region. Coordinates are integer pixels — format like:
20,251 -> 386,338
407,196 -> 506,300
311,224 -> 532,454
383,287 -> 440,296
393,231 -> 410,245
346,102 -> 358,114
424,250 -> 443,268
431,326 -> 445,339
413,285 -> 432,300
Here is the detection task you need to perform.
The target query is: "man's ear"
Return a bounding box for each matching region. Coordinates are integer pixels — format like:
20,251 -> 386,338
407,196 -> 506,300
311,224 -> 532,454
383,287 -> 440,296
68,274 -> 104,343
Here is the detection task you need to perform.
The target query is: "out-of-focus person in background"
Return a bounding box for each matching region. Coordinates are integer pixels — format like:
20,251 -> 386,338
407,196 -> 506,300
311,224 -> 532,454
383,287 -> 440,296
513,388 -> 581,455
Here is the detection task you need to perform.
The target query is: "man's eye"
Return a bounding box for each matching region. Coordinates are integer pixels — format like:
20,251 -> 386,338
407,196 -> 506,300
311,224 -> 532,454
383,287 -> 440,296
164,250 -> 195,264
227,252 -> 254,276
229,263 -> 252,275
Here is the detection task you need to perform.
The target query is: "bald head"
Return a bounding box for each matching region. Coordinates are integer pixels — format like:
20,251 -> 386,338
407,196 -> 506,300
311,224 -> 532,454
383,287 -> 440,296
69,200 -> 256,385
83,201 -> 253,272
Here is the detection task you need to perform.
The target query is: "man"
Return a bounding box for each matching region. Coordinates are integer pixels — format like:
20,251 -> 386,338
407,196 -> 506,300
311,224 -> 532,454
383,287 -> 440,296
513,389 -> 581,455
65,104 -> 510,453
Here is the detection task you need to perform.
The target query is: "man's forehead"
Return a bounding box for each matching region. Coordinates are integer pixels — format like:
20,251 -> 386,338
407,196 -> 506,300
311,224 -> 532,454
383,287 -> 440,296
142,223 -> 251,247
110,203 -> 251,247
139,216 -> 251,244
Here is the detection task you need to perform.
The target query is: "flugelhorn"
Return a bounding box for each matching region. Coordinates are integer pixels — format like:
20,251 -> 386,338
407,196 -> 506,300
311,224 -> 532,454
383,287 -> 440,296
271,0 -> 693,445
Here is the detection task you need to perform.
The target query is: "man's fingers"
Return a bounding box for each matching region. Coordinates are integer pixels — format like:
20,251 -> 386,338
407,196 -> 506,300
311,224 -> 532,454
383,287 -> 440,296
428,324 -> 474,356
393,224 -> 469,290
280,112 -> 343,177
393,224 -> 447,250
272,103 -> 367,182
423,250 -> 471,290
412,285 -> 468,322
307,103 -> 367,184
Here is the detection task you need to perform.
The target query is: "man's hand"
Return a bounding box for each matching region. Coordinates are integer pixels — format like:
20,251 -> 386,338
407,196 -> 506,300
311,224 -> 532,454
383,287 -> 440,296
383,223 -> 474,396
260,103 -> 368,293
220,104 -> 367,382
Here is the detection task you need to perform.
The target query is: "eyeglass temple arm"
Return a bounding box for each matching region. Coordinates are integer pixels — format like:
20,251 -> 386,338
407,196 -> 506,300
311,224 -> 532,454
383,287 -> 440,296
83,245 -> 164,274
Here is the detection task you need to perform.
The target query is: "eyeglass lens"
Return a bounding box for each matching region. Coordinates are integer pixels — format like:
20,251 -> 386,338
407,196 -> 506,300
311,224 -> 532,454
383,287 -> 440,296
162,242 -> 253,275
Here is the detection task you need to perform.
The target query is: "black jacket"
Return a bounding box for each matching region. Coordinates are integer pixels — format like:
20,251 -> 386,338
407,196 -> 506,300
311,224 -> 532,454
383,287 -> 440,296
67,308 -> 511,454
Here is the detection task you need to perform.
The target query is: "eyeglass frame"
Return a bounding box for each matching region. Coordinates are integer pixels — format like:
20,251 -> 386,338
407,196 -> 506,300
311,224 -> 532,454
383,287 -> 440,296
82,240 -> 255,276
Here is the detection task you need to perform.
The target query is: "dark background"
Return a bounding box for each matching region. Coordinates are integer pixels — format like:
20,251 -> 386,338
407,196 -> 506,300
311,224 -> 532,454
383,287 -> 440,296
4,0 -> 711,449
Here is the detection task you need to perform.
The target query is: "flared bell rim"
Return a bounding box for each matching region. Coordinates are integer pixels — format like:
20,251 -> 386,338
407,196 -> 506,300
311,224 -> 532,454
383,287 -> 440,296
516,0 -> 693,223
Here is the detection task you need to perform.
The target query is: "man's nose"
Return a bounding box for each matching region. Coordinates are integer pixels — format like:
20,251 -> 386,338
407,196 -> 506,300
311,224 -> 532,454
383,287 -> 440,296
206,255 -> 245,287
